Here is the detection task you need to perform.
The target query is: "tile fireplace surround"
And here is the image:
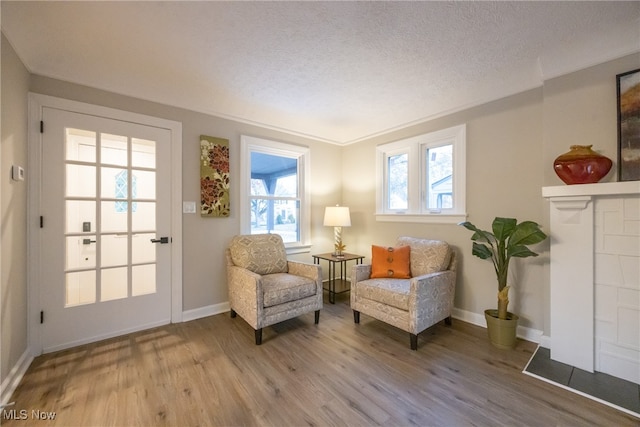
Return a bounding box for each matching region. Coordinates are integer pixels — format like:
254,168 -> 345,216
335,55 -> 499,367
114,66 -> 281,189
542,181 -> 640,385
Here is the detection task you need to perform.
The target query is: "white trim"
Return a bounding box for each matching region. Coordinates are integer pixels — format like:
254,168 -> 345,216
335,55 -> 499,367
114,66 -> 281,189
27,93 -> 183,354
170,118 -> 183,323
451,307 -> 543,343
375,124 -> 467,223
452,307 -> 486,328
182,302 -> 230,322
286,244 -> 312,255
542,181 -> 640,198
27,95 -> 43,357
43,319 -> 170,354
1,350 -> 33,407
239,135 -> 311,249
539,334 -> 551,349
375,213 -> 467,224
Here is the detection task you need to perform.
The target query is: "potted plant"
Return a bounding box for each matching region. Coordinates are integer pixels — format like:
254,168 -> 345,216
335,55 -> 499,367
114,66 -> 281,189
460,217 -> 548,349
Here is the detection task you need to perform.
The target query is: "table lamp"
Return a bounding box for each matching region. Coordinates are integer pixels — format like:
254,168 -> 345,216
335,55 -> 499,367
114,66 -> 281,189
323,205 -> 351,257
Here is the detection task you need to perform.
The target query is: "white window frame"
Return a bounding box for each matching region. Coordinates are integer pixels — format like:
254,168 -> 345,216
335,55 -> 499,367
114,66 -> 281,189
240,135 -> 311,253
376,124 -> 467,224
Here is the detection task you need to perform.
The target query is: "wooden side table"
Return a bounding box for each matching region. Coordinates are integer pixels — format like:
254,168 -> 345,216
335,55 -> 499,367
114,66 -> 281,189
312,253 -> 364,304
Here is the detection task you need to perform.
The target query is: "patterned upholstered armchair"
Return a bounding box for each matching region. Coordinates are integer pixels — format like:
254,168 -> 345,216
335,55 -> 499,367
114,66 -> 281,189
351,237 -> 457,350
226,234 -> 323,345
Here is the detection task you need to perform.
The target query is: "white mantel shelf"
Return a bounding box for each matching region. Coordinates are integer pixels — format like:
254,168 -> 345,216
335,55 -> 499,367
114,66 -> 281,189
542,181 -> 640,198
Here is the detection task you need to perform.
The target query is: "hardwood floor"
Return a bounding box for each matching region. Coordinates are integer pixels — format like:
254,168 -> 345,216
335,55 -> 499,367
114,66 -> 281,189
4,294 -> 638,426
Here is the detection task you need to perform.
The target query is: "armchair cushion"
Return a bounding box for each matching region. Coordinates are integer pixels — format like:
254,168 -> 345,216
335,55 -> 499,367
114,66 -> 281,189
354,278 -> 411,311
262,273 -> 317,307
229,234 -> 288,275
396,237 -> 451,277
370,245 -> 412,279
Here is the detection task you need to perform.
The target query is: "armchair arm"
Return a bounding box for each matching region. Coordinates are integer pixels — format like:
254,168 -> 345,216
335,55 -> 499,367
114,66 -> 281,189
351,264 -> 372,285
411,270 -> 456,302
287,261 -> 322,290
409,270 -> 456,332
227,265 -> 263,329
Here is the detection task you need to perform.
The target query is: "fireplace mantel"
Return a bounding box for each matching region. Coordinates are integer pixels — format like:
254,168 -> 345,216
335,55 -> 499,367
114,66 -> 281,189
542,181 -> 640,198
542,181 -> 640,383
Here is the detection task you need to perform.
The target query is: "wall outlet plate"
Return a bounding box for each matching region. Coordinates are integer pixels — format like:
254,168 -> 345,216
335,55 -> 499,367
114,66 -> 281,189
11,165 -> 24,181
183,201 -> 196,214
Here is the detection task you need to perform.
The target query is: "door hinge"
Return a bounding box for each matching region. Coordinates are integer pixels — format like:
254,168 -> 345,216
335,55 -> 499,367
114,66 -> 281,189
40,311 -> 44,324
40,216 -> 44,228
40,121 -> 44,133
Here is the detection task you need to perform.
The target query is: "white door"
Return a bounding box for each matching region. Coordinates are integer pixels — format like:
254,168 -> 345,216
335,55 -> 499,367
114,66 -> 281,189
39,106 -> 172,353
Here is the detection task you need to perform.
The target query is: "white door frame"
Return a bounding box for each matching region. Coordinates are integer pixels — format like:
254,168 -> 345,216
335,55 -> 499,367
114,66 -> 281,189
27,93 -> 183,355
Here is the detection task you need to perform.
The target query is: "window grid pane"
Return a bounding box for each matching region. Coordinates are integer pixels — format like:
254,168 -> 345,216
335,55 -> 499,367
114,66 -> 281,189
426,144 -> 453,210
249,149 -> 300,243
387,153 -> 408,210
250,197 -> 299,243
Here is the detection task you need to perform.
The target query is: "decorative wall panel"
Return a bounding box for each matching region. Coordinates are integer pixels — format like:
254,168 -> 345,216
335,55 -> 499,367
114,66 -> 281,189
200,135 -> 230,217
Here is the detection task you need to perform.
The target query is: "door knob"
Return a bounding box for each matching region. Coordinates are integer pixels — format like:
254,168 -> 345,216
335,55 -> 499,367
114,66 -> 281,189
150,237 -> 169,244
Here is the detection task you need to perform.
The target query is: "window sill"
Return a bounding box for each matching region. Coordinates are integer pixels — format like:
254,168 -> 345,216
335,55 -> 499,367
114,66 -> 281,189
285,244 -> 312,255
375,213 -> 467,224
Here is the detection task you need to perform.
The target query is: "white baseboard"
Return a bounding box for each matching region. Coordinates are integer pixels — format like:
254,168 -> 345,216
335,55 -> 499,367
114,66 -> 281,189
43,319 -> 171,354
1,349 -> 33,407
538,335 -> 551,349
182,301 -> 230,322
452,307 -> 485,327
180,303 -> 547,344
451,307 -> 544,344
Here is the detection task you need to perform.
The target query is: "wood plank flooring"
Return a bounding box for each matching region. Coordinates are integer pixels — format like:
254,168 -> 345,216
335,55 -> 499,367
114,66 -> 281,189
4,294 -> 638,426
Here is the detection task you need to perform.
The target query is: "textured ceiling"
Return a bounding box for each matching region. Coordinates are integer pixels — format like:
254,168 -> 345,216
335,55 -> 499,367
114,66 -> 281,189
3,1 -> 640,145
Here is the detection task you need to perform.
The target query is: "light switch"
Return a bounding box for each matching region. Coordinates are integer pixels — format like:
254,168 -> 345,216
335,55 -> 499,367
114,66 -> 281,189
183,201 -> 196,214
11,165 -> 24,181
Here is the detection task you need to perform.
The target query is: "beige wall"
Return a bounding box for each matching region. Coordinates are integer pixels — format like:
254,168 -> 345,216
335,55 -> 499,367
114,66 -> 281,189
343,53 -> 640,335
343,88 -> 546,330
539,53 -> 640,334
1,34 -> 29,383
542,54 -> 640,186
1,27 -> 639,385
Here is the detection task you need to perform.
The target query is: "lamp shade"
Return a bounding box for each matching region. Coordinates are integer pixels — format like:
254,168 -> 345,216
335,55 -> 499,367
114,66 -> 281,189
323,206 -> 351,227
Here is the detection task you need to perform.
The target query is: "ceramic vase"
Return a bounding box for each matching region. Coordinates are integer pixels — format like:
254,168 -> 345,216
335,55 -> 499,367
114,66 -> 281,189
553,145 -> 612,185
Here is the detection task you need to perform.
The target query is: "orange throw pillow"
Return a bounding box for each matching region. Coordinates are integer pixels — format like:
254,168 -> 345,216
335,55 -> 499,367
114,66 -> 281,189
370,245 -> 411,279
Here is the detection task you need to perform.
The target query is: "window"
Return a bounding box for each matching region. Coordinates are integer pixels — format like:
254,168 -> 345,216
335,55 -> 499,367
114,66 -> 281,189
240,135 -> 310,251
114,170 -> 137,213
376,124 -> 466,223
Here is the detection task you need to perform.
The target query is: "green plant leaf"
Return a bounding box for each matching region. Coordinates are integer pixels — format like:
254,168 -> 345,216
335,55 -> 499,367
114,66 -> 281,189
459,221 -> 479,233
509,221 -> 548,247
492,217 -> 516,241
472,242 -> 494,259
460,221 -> 495,243
507,245 -> 539,258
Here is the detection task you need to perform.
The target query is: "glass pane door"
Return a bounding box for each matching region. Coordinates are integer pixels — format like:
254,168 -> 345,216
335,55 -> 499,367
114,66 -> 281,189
64,128 -> 157,307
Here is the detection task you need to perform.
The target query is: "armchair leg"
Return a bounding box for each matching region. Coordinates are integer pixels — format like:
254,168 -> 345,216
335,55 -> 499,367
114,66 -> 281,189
444,316 -> 452,326
255,328 -> 263,345
410,333 -> 418,350
314,310 -> 320,324
353,310 -> 360,324
230,309 -> 237,318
